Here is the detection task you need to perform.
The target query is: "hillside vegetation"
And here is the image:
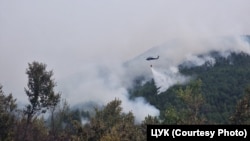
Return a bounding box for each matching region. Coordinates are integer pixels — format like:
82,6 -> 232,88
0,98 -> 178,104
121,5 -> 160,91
1,52 -> 250,140
130,51 -> 250,124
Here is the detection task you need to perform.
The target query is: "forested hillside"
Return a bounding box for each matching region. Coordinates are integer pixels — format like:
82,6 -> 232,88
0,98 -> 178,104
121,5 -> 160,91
130,51 -> 250,124
1,52 -> 250,140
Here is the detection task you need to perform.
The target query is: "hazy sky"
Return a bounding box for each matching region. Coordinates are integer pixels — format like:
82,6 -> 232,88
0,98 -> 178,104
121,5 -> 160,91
1,0 -> 250,121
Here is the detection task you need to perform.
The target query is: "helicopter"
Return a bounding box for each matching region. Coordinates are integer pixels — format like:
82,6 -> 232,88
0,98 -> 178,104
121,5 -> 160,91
146,55 -> 159,61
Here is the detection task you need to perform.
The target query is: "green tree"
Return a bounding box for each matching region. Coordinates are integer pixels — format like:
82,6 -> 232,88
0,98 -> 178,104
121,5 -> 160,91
46,99 -> 85,140
15,117 -> 49,141
87,99 -> 144,141
176,79 -> 206,124
140,115 -> 160,140
0,84 -> 17,141
230,86 -> 250,124
23,61 -> 60,140
162,105 -> 182,124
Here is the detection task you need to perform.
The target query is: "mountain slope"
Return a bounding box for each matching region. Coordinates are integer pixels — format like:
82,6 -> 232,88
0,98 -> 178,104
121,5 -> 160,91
129,51 -> 250,124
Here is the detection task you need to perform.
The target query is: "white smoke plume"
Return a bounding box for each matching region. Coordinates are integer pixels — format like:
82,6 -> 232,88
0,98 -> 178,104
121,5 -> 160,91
58,62 -> 160,123
1,0 -> 250,123
151,66 -> 189,94
182,54 -> 216,68
125,36 -> 250,95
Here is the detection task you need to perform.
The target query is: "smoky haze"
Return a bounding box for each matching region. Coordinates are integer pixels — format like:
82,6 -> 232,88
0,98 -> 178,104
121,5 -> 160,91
0,0 -> 250,122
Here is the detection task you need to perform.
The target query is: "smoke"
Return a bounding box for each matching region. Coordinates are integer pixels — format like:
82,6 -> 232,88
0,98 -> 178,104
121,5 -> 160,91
182,54 -> 216,68
60,35 -> 250,122
58,62 -> 160,123
1,0 -> 250,123
125,36 -> 250,96
151,66 -> 189,94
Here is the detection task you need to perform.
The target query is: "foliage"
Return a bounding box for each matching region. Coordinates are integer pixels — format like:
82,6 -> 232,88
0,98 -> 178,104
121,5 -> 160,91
15,117 -> 49,141
23,61 -> 60,140
86,99 -> 144,141
2,52 -> 250,140
0,84 -> 17,141
24,61 -> 61,121
175,79 -> 206,124
162,105 -> 182,124
230,86 -> 250,124
130,51 -> 250,124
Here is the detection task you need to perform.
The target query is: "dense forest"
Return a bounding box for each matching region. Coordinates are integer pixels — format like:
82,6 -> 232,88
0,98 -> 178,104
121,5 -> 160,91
1,51 -> 250,140
130,51 -> 250,124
